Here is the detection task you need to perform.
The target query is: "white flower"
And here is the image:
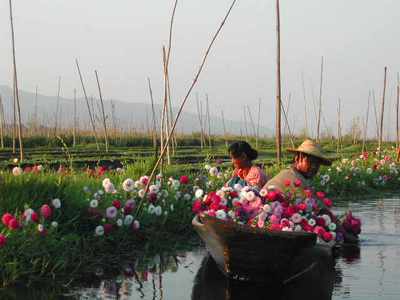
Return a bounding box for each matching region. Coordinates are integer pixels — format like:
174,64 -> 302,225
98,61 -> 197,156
161,190 -> 169,198
322,174 -> 330,182
122,178 -> 135,192
51,198 -> 61,209
245,191 -> 256,201
148,204 -> 156,214
149,185 -> 159,194
134,181 -> 142,188
222,186 -> 233,193
291,213 -> 303,224
12,158 -> 18,164
36,165 -> 43,172
104,182 -> 116,194
124,215 -> 134,226
97,190 -> 104,196
195,189 -> 204,199
259,189 -> 268,197
336,167 -> 342,173
90,199 -> 99,208
172,180 -> 180,190
321,214 -> 331,226
116,219 -> 123,227
233,183 -> 243,191
320,180 -> 326,186
154,206 -> 162,216
209,167 -> 219,177
12,167 -> 23,176
116,167 -> 124,173
367,168 -> 373,174
139,176 -> 149,185
228,210 -> 235,218
204,164 -> 211,170
183,193 -> 191,201
83,186 -> 91,193
38,224 -> 45,232
106,206 -> 118,219
216,190 -> 225,198
232,198 -> 241,206
95,225 -> 104,236
328,223 -> 337,231
138,189 -> 146,198
133,220 -> 140,230
308,219 -> 316,227
217,172 -> 224,179
175,191 -> 182,200
263,204 -> 271,213
170,204 -> 174,211
216,210 -> 227,220
294,225 -> 302,232
282,226 -> 292,232
51,221 -> 58,228
23,209 -> 34,222
102,178 -> 111,188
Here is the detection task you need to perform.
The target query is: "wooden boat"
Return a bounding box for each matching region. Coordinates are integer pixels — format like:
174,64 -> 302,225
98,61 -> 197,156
193,214 -> 322,283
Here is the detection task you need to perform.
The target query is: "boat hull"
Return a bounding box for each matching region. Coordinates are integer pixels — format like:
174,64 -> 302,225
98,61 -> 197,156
193,214 -> 318,283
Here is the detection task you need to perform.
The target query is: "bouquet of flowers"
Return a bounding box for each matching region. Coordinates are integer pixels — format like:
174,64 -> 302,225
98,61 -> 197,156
193,180 -> 359,244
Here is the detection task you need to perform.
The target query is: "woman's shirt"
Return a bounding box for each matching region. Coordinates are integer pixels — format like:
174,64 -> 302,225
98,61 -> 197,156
231,165 -> 268,189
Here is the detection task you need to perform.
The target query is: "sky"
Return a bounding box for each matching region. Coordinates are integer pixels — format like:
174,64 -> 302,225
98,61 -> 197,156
0,0 -> 399,138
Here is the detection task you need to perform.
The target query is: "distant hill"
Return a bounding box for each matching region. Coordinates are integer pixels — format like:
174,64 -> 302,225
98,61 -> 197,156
0,85 -> 271,136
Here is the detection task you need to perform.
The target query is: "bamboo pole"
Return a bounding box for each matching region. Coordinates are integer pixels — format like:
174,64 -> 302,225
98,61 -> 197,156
336,98 -> 342,155
95,70 -> 110,152
206,94 -> 212,147
243,107 -> 249,142
196,94 -> 204,148
301,72 -> 309,137
247,105 -> 257,140
12,81 -> 16,154
75,59 -> 100,150
147,77 -> 158,151
256,98 -> 261,149
162,46 -> 171,165
275,0 -> 282,164
378,67 -> 387,158
280,97 -> 295,148
362,92 -> 370,154
396,73 -> 399,148
221,110 -> 228,147
0,95 -> 4,149
73,88 -> 77,147
9,0 -> 24,161
34,85 -> 38,128
317,56 -> 324,143
137,0 -> 238,218
372,89 -> 380,140
54,76 -> 61,136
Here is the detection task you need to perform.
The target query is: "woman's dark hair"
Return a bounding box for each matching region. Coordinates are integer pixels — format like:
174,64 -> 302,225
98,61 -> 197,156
228,141 -> 258,161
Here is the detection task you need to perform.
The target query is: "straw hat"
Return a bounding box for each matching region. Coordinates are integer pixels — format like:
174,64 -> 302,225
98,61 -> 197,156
287,139 -> 332,166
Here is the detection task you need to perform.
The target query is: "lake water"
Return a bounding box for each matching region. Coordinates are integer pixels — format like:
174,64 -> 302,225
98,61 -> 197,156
7,197 -> 400,300
73,197 -> 400,300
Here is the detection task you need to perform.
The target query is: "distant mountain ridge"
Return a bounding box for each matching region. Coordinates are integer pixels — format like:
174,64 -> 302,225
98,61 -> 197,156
0,85 -> 271,136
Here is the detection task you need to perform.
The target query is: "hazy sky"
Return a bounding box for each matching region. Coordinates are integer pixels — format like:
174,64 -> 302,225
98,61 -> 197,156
0,0 -> 399,137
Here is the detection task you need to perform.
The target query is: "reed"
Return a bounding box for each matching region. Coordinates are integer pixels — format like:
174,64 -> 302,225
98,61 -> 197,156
94,70 -> 110,152
378,67 -> 387,158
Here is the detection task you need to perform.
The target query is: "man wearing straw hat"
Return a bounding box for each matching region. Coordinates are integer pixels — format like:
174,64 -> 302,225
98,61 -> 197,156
264,139 -> 332,192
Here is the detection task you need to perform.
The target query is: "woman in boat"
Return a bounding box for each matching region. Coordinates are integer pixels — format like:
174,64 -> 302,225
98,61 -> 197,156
264,139 -> 331,192
226,141 -> 268,189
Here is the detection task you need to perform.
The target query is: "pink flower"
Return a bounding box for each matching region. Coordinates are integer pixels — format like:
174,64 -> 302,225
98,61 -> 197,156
192,200 -> 203,214
8,218 -> 20,230
322,231 -> 333,242
0,234 -> 7,248
148,193 -> 158,204
314,226 -> 326,237
2,213 -> 13,226
316,191 -> 326,199
323,198 -> 333,207
40,205 -> 52,219
267,191 -> 278,202
294,179 -> 302,187
270,214 -> 280,225
179,175 -> 189,185
124,200 -> 136,214
270,224 -> 282,231
284,179 -> 291,187
30,211 -> 39,223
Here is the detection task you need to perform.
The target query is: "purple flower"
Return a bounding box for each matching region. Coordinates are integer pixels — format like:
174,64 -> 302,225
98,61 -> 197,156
106,206 -> 118,219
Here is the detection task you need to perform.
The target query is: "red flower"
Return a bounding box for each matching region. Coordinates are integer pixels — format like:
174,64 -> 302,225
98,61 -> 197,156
207,210 -> 216,217
316,217 -> 326,227
270,224 -> 282,231
2,213 -> 13,226
0,234 -> 7,248
294,179 -> 302,187
148,193 -> 158,204
112,200 -> 121,209
323,198 -> 333,207
267,191 -> 278,202
316,191 -> 326,199
304,189 -> 312,198
322,231 -> 333,242
192,200 -> 203,214
31,212 -> 39,223
313,226 -> 326,237
297,203 -> 307,211
8,218 -> 20,230
281,219 -> 290,227
97,166 -> 108,176
230,191 -> 239,198
104,224 -> 113,235
24,166 -> 32,173
179,175 -> 189,185
40,204 -> 52,219
204,192 -> 219,206
284,179 -> 291,187
210,202 -> 221,211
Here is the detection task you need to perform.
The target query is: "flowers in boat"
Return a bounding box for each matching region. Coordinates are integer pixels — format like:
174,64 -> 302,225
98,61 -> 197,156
193,181 -> 360,243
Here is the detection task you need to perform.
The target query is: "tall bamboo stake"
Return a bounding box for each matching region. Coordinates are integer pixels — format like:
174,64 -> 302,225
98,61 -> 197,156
9,0 -> 24,161
256,98 -> 261,149
147,77 -> 158,150
162,46 -> 171,165
378,67 -> 387,158
34,85 -> 38,128
316,56 -> 324,143
243,107 -> 249,142
372,89 -> 380,140
196,94 -> 205,148
54,76 -> 61,136
280,97 -> 295,148
73,88 -> 77,147
362,92 -> 370,154
275,0 -> 282,164
396,73 -> 399,148
137,0 -> 238,218
12,81 -> 16,153
95,70 -> 110,152
336,98 -> 342,154
221,110 -> 228,147
301,72 -> 309,137
206,94 -> 212,147
247,105 -> 257,140
0,95 -> 4,148
75,59 -> 100,150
